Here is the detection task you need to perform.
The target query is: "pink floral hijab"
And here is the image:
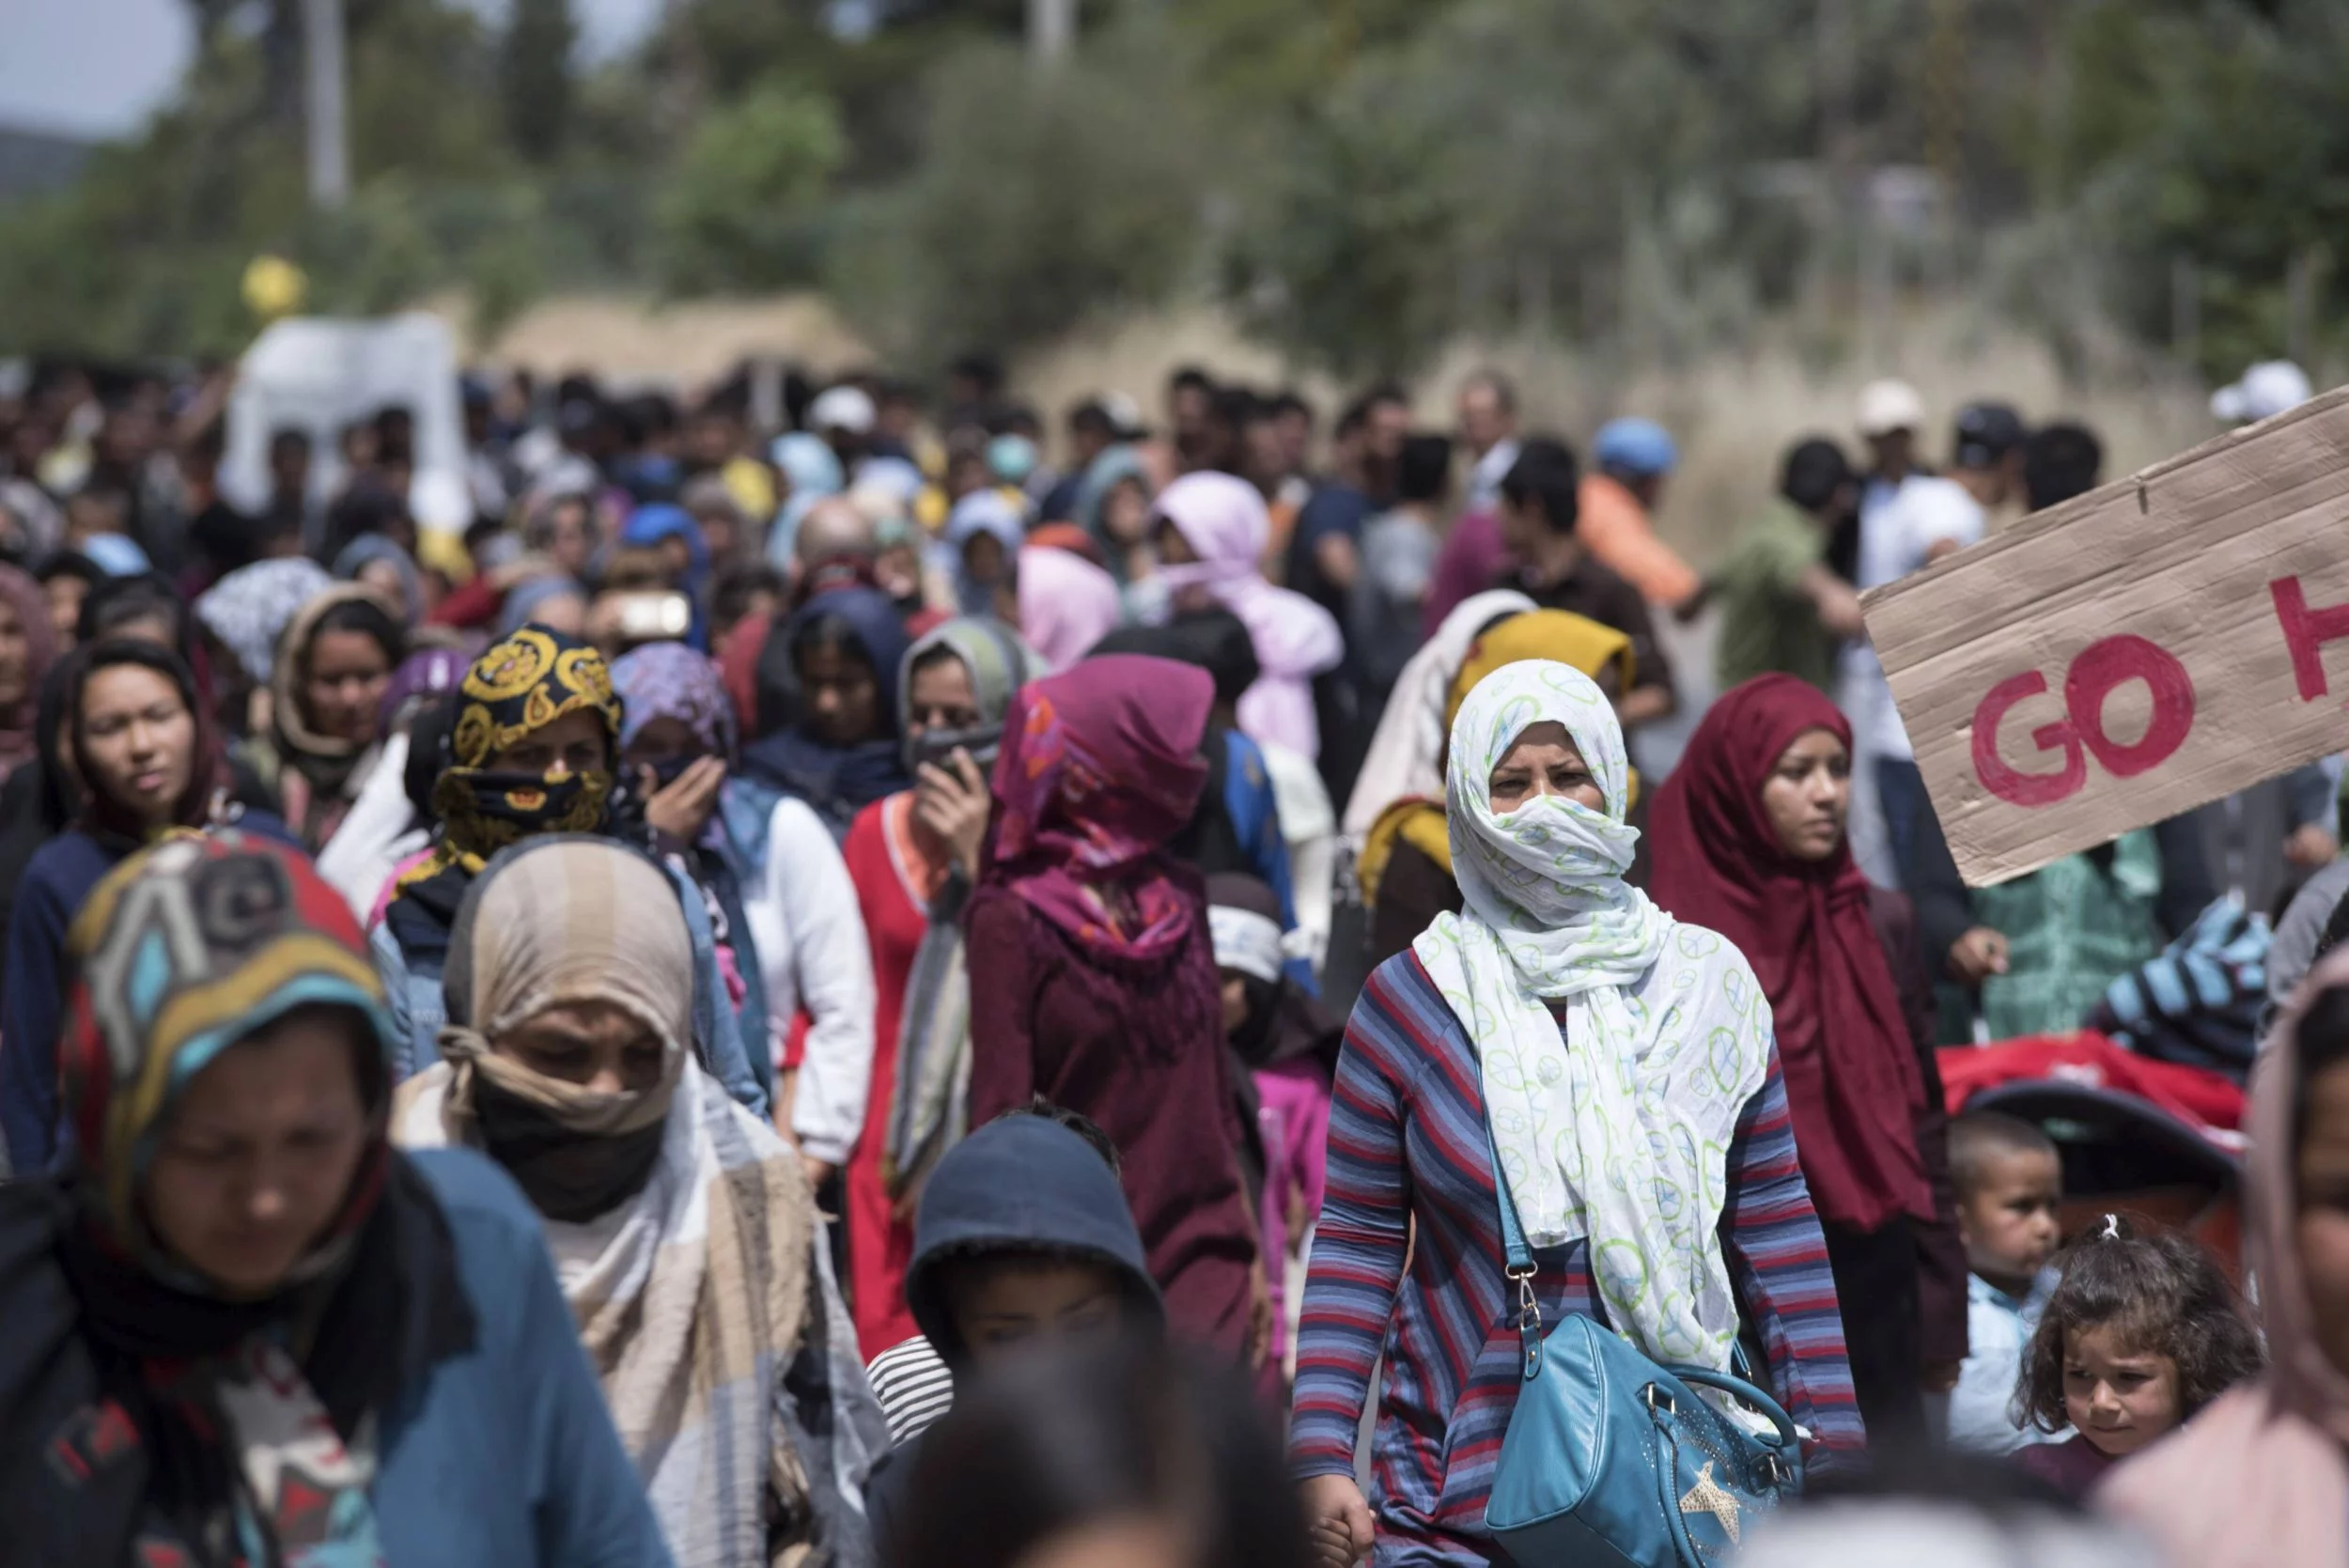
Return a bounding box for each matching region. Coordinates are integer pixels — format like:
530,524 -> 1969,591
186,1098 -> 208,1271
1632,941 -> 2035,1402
984,654 -> 1212,961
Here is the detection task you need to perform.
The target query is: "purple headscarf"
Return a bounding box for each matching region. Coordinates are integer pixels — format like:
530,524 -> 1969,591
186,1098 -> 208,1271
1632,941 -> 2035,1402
611,642 -> 738,763
377,647 -> 468,738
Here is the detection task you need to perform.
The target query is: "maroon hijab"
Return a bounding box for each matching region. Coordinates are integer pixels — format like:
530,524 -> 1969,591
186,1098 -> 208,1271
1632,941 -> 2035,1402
984,654 -> 1212,963
1649,674 -> 1931,1232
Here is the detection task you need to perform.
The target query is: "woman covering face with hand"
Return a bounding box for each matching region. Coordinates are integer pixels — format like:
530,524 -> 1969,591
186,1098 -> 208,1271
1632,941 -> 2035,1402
614,640 -> 874,1188
0,834 -> 672,1568
1290,661 -> 1863,1568
394,835 -> 883,1568
836,616 -> 1032,1357
1649,673 -> 1966,1448
374,624 -> 768,1119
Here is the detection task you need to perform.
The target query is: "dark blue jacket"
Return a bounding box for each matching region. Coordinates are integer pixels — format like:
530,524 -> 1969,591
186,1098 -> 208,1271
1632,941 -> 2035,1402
868,1116 -> 1162,1545
0,831 -> 117,1174
377,1148 -> 676,1564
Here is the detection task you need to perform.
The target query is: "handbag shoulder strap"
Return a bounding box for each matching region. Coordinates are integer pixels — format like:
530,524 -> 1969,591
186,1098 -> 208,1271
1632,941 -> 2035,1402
1485,1120 -> 1536,1276
1481,1086 -> 1546,1379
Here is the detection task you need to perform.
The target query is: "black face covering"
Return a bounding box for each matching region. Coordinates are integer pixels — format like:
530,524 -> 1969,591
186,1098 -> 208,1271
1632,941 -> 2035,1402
471,1076 -> 667,1223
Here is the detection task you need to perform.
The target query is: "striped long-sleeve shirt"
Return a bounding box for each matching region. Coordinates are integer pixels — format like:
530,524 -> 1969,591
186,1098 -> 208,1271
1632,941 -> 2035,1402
1289,950 -> 1865,1565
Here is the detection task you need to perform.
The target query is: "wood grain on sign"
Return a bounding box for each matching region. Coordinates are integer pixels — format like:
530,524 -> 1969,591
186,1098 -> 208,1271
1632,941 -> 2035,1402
1859,384 -> 2349,888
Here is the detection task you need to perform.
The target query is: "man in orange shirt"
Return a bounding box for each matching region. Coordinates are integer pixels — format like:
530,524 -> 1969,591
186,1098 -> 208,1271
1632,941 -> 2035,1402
1579,417 -> 1702,613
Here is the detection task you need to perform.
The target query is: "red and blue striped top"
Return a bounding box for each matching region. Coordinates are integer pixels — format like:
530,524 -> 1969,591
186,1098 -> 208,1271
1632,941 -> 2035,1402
1289,949 -> 1866,1563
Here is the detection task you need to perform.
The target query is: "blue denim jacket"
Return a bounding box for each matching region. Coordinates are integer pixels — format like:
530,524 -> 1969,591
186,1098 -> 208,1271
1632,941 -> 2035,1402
374,857 -> 769,1118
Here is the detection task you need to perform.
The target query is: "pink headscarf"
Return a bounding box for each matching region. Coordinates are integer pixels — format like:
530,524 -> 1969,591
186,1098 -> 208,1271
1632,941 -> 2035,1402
1152,473 -> 1342,758
1017,545 -> 1122,672
2099,947 -> 2349,1568
983,654 -> 1211,963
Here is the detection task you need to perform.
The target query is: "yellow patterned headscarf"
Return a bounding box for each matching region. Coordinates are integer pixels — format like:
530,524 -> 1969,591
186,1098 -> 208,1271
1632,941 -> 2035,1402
1443,610 -> 1635,736
1363,610 -> 1641,908
399,627 -> 622,893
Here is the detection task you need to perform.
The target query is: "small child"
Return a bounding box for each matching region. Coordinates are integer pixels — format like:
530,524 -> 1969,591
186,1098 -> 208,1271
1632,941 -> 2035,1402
2011,1215 -> 2264,1496
1206,873 -> 1337,1390
863,1101 -> 1163,1554
1945,1110 -> 2064,1454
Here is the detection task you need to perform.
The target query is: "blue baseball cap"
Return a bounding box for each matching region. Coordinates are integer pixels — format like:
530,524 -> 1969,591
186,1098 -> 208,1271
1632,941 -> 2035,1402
1594,417 -> 1679,478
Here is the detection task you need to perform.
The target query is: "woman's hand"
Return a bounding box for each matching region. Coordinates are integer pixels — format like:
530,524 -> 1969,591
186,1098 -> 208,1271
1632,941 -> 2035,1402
1247,1257 -> 1274,1371
1299,1475 -> 1375,1567
643,757 -> 726,845
2286,822 -> 2339,870
1947,926 -> 2009,986
913,749 -> 992,882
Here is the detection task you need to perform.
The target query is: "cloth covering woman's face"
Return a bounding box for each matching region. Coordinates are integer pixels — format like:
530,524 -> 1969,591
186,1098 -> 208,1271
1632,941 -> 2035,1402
303,627 -> 393,747
1485,721 -> 1605,815
1759,725 -> 1852,862
492,998 -> 666,1096
145,1004 -> 373,1297
2297,1045 -> 2349,1380
80,662 -> 194,828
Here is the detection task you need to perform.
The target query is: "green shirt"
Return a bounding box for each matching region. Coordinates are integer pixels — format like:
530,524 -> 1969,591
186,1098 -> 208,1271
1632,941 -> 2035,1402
1972,831 -> 2164,1040
1713,500 -> 1837,693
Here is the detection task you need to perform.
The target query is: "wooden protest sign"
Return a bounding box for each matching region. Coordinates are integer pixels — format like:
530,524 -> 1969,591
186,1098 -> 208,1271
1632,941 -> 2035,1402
1860,384 -> 2349,888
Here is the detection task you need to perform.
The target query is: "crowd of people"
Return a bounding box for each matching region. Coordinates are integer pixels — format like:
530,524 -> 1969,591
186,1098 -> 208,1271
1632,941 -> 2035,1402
0,344 -> 2337,1567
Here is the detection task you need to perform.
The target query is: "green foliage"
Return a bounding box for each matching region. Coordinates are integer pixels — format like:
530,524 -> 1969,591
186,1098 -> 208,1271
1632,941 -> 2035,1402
1218,0 -> 1822,374
2039,0 -> 2349,377
3,0 -> 2336,383
502,0 -> 578,163
825,34 -> 1209,361
655,82 -> 846,293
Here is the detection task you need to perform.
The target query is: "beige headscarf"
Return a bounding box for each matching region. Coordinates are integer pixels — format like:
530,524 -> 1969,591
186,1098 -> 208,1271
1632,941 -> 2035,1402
395,837 -> 818,1567
2099,947 -> 2349,1568
430,833 -> 692,1137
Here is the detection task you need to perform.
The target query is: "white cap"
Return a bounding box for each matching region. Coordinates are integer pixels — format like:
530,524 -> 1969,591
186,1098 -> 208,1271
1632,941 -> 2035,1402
1098,390 -> 1145,437
809,384 -> 877,434
2211,360 -> 2313,425
1857,379 -> 1926,438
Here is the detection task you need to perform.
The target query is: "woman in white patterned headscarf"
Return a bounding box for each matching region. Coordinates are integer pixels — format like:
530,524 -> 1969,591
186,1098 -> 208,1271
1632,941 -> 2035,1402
1288,660 -> 1863,1568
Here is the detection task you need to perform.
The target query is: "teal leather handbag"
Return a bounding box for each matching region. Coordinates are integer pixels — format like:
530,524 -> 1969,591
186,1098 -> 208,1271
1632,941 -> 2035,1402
1481,1136 -> 1804,1566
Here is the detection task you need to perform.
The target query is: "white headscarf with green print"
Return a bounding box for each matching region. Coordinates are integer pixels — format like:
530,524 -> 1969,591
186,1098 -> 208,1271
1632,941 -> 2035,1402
1412,660 -> 1772,1370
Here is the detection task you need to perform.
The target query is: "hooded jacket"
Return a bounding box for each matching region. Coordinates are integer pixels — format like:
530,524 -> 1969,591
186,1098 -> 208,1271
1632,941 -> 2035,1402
868,1115 -> 1161,1543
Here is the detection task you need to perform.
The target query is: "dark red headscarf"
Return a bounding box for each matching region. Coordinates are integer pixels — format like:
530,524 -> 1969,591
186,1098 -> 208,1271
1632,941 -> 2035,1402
1648,674 -> 1932,1232
983,654 -> 1212,963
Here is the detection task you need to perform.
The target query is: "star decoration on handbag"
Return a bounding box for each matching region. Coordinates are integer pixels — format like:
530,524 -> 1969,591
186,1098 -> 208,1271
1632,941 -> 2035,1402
1679,1460 -> 1743,1544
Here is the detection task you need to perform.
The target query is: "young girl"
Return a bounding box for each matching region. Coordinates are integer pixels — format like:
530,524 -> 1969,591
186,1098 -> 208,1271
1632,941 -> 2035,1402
2012,1215 -> 2264,1495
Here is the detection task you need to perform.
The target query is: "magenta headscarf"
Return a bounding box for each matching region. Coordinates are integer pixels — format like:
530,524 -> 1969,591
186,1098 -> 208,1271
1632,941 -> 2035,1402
984,654 -> 1212,962
1152,472 -> 1343,757
1017,544 -> 1122,671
